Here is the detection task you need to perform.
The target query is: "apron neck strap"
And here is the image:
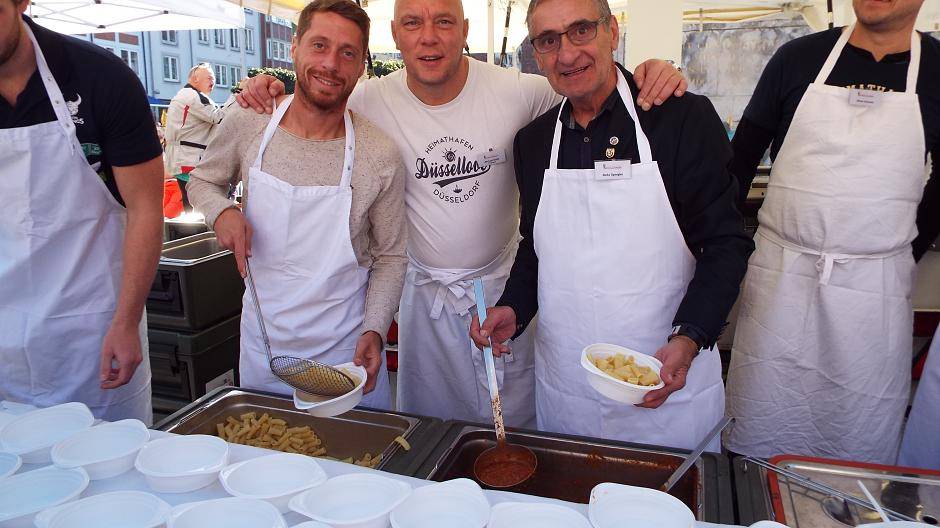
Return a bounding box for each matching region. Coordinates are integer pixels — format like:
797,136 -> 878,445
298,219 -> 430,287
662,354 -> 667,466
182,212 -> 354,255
23,23 -> 77,148
815,23 -> 921,93
252,95 -> 356,188
549,67 -> 652,170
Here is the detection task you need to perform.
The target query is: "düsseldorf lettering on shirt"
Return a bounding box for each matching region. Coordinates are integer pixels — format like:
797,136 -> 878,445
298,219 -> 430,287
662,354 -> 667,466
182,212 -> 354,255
415,136 -> 491,205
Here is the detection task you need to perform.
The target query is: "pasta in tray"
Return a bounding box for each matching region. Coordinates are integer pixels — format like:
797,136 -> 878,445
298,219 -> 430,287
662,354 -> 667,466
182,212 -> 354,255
214,412 -> 390,468
589,353 -> 660,386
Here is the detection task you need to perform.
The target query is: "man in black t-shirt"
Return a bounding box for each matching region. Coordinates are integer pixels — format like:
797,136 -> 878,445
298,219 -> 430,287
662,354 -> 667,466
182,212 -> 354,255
726,0 -> 939,464
0,3 -> 163,422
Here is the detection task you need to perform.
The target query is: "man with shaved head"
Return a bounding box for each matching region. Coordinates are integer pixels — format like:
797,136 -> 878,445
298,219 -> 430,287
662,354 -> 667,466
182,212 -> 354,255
238,0 -> 685,425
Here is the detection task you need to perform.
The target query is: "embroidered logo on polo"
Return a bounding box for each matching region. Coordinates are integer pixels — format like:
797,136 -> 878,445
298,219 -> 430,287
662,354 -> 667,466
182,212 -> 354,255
414,136 -> 490,204
66,94 -> 84,125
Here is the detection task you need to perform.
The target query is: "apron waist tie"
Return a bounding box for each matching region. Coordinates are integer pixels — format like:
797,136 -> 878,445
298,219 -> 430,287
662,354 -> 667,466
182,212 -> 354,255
757,229 -> 908,286
408,238 -> 519,319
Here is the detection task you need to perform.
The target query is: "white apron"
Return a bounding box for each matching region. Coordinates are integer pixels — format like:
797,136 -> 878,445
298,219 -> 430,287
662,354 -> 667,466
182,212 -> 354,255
238,96 -> 391,409
897,324 -> 940,470
0,25 -> 152,423
396,242 -> 537,427
726,26 -> 925,463
533,69 -> 725,451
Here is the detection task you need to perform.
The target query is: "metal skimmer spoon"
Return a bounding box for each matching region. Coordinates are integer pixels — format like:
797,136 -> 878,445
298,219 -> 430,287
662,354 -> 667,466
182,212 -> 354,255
245,259 -> 356,397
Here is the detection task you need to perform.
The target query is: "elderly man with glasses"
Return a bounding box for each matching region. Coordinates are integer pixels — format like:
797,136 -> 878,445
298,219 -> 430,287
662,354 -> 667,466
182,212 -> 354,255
470,0 -> 752,450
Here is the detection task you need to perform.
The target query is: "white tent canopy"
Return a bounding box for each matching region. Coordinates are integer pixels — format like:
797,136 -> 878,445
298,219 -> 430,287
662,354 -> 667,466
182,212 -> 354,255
29,0 -> 245,34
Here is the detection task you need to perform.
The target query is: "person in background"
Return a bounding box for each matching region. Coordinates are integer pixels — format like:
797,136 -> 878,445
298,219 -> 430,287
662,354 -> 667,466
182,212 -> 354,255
470,0 -> 752,451
236,0 -> 686,427
164,63 -> 226,211
726,0 -> 940,464
0,0 -> 163,422
187,0 -> 407,405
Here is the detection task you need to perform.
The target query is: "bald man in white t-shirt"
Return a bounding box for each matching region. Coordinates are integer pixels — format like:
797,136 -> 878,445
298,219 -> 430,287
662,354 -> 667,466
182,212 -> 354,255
237,0 -> 685,427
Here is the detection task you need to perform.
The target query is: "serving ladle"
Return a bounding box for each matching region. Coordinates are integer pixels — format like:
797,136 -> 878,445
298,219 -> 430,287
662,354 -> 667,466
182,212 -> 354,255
471,277 -> 537,489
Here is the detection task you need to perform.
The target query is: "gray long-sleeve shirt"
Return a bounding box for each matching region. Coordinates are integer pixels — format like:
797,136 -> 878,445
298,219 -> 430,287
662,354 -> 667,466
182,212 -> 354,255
187,104 -> 408,338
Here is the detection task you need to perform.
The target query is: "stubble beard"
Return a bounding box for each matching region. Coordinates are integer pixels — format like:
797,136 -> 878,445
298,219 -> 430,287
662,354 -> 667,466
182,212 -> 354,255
0,19 -> 21,67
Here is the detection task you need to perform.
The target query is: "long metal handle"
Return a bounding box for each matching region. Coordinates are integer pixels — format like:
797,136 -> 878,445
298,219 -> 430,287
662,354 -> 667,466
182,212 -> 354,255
473,277 -> 505,443
662,417 -> 733,492
244,259 -> 273,362
743,456 -> 918,522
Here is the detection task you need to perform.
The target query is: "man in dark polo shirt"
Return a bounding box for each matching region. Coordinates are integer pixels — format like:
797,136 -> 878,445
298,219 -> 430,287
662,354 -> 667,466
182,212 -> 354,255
0,1 -> 164,422
725,0 -> 939,464
469,0 -> 753,451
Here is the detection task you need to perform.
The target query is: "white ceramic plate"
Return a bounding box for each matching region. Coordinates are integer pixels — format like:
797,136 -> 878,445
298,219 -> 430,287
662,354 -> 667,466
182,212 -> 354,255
33,490 -> 171,528
589,482 -> 695,528
51,419 -> 149,480
390,479 -> 489,528
167,497 -> 286,528
289,473 -> 412,528
219,453 -> 327,513
0,466 -> 89,525
0,403 -> 94,464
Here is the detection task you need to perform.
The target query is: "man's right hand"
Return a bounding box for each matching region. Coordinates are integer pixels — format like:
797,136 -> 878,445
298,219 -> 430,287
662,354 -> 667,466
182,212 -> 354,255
469,306 -> 517,357
236,74 -> 286,114
214,207 -> 253,277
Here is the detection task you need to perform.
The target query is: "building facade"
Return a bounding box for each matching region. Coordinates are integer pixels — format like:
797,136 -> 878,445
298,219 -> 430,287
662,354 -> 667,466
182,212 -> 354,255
259,13 -> 293,69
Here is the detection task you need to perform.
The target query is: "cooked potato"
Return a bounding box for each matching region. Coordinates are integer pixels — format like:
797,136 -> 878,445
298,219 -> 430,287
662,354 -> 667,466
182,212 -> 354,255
590,353 -> 660,386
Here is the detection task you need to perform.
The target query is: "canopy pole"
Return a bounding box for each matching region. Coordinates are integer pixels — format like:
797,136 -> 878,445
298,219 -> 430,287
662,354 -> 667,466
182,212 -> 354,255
486,0 -> 494,64
498,0 -> 511,66
827,0 -> 834,28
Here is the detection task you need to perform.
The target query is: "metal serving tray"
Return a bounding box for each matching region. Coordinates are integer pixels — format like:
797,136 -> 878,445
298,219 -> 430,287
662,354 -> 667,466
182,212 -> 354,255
154,386 -> 446,476
733,455 -> 940,526
414,422 -> 735,523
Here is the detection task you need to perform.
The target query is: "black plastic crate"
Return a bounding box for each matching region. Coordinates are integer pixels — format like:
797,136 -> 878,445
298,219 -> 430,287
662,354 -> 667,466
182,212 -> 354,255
148,314 -> 240,407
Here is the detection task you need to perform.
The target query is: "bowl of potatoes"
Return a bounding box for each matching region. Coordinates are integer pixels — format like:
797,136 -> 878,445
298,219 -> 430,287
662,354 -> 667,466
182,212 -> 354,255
581,344 -> 665,404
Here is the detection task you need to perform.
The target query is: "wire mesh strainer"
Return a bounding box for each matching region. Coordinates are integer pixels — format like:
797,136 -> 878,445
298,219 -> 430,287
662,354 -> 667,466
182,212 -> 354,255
245,259 -> 357,397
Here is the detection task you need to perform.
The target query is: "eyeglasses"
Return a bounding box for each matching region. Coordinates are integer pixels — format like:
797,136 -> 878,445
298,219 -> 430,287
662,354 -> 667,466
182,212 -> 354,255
530,16 -> 609,54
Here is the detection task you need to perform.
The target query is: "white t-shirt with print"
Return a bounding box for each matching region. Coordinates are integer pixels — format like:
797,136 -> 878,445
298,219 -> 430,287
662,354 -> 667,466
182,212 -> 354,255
348,58 -> 561,270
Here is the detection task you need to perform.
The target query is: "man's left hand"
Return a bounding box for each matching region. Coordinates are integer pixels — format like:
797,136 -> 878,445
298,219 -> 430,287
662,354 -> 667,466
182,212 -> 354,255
353,331 -> 384,394
638,336 -> 697,409
634,59 -> 688,112
99,320 -> 143,389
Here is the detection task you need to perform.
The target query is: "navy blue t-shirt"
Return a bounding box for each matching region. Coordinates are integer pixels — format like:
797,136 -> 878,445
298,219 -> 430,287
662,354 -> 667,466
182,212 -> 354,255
0,17 -> 163,206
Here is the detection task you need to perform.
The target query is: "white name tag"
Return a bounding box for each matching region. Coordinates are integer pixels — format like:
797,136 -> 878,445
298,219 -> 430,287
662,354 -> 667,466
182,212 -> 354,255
848,89 -> 882,108
478,147 -> 507,166
594,160 -> 631,180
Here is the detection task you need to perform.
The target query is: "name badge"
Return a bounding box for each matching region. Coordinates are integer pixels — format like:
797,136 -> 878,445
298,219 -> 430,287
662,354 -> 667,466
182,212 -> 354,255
594,160 -> 631,180
478,147 -> 507,166
848,89 -> 882,108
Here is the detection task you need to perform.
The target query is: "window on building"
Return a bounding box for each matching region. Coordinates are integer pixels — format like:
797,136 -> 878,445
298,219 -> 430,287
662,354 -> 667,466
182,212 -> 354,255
245,28 -> 255,52
266,39 -> 290,62
197,29 -> 210,43
213,64 -> 228,87
161,30 -> 177,44
162,55 -> 179,82
213,29 -> 225,47
229,29 -> 239,49
120,49 -> 139,74
271,15 -> 291,26
229,66 -> 242,86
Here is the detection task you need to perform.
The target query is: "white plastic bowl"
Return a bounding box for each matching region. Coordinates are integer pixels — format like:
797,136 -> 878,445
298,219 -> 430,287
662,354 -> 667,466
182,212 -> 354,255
290,523 -> 332,528
135,434 -> 229,493
167,498 -> 286,528
289,473 -> 412,528
0,403 -> 94,464
581,344 -> 665,405
865,523 -> 933,527
33,490 -> 170,528
390,479 -> 489,528
0,466 -> 89,527
0,452 -> 21,479
51,419 -> 149,480
487,502 -> 591,528
219,453 -> 327,513
293,363 -> 366,417
588,482 -> 694,528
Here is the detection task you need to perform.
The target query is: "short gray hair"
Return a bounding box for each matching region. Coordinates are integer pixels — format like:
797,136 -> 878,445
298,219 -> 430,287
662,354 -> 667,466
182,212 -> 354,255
188,63 -> 213,80
525,0 -> 611,31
